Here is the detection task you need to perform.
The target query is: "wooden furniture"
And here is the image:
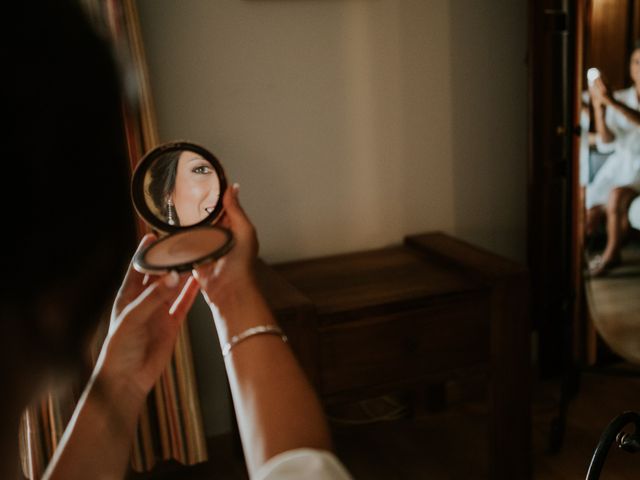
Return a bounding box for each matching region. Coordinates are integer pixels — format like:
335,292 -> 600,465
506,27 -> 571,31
258,232 -> 530,480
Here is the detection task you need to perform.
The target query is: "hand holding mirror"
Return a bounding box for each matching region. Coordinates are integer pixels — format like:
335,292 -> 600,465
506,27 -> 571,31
131,141 -> 234,274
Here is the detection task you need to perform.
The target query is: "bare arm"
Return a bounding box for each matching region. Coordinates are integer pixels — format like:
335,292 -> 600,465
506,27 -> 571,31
606,96 -> 640,127
43,236 -> 200,480
194,185 -> 332,477
42,370 -> 146,480
590,79 -> 615,144
591,78 -> 640,146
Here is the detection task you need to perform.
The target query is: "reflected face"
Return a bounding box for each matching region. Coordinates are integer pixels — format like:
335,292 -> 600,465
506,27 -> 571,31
630,49 -> 640,86
171,150 -> 220,226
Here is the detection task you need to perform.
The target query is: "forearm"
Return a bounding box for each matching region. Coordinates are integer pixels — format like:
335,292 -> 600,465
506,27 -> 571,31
43,370 -> 146,480
608,97 -> 640,127
210,280 -> 332,476
593,105 -> 615,144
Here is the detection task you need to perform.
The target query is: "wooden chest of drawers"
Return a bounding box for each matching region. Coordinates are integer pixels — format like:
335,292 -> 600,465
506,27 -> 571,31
257,232 -> 530,479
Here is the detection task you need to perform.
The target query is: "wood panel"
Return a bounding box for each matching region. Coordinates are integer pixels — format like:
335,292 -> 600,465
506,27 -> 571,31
587,0 -> 630,90
406,232 -> 531,480
273,232 -> 530,479
275,246 -> 481,316
528,0 -> 574,377
320,293 -> 491,395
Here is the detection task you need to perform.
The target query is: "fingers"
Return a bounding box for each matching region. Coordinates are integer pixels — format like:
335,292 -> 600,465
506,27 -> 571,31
223,184 -> 254,236
192,262 -> 218,304
121,271 -> 189,323
119,233 -> 157,299
193,262 -> 214,288
169,276 -> 200,318
223,183 -> 259,258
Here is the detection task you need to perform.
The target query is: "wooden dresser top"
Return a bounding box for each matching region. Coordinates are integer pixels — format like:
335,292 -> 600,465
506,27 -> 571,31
273,244 -> 486,315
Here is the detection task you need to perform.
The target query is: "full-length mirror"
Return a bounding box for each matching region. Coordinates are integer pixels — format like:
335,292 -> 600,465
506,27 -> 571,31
579,1 -> 640,364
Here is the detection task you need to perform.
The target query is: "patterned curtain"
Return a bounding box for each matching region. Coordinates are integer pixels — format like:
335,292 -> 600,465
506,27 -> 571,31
19,1 -> 208,476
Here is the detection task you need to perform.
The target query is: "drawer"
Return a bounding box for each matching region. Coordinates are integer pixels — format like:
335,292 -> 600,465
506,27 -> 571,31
319,293 -> 491,395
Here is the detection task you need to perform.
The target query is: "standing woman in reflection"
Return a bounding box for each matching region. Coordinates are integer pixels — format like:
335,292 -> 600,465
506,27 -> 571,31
586,42 -> 640,276
1,2 -> 351,479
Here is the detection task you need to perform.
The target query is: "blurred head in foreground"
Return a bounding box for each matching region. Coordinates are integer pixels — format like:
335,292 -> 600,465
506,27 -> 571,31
0,1 -> 136,394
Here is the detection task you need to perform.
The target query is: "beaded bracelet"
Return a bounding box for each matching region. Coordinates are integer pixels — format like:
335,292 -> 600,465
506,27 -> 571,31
222,325 -> 288,357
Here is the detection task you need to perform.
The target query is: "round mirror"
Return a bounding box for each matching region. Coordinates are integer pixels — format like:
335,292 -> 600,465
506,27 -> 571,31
131,142 -> 233,273
133,142 -> 226,229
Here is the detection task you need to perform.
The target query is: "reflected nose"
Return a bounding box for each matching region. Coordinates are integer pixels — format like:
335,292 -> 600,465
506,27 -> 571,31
204,178 -> 220,205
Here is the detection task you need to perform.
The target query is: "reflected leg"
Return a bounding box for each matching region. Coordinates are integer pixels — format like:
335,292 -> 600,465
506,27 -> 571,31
586,206 -> 605,239
591,187 -> 638,276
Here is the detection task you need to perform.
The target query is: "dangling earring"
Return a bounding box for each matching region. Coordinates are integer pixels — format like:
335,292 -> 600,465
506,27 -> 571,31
167,198 -> 177,225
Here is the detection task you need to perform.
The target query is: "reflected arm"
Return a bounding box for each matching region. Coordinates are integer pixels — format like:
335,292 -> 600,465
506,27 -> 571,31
606,96 -> 640,128
593,103 -> 615,146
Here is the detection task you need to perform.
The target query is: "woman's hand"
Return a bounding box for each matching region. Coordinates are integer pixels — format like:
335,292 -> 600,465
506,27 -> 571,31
194,184 -> 259,308
589,82 -> 604,108
96,234 -> 201,400
590,76 -> 613,107
43,238 -> 200,480
193,184 -> 267,343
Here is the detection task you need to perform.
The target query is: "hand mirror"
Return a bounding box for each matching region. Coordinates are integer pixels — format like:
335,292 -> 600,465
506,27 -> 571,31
131,141 -> 234,274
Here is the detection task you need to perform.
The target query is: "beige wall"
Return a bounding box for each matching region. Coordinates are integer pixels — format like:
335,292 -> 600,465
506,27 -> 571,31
136,0 -> 527,436
137,0 -> 527,264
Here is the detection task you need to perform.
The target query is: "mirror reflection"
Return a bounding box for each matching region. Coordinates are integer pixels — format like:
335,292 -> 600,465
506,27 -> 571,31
145,149 -> 221,227
580,15 -> 640,362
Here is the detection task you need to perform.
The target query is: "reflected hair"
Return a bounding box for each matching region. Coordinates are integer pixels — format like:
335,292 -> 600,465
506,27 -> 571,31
147,150 -> 181,225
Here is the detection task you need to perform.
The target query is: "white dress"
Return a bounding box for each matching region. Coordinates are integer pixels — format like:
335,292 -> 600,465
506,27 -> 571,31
586,87 -> 640,208
255,449 -> 353,480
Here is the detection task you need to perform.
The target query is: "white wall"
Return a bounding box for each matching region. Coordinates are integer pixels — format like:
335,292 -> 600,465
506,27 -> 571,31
136,0 -> 527,436
137,0 -> 527,264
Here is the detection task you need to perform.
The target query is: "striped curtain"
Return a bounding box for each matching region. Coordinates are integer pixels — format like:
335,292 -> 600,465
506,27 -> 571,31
19,1 -> 208,476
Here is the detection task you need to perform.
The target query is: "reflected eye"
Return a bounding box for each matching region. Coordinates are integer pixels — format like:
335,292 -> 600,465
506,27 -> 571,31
192,164 -> 212,174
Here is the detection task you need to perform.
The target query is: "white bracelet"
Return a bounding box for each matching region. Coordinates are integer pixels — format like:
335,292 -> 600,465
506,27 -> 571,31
222,325 -> 288,357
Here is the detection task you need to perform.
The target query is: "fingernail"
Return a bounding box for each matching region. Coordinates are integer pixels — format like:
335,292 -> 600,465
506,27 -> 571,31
164,271 -> 180,288
232,183 -> 240,196
143,274 -> 150,286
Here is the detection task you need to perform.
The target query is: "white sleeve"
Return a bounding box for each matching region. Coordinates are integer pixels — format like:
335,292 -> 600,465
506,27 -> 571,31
595,134 -> 616,154
595,88 -> 632,153
254,448 -> 353,480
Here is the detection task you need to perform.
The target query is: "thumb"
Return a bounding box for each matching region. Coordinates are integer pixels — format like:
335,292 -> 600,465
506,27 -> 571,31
223,184 -> 252,234
222,183 -> 258,257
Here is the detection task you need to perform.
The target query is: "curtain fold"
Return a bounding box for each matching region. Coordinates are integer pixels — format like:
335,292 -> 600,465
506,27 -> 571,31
19,1 -> 208,476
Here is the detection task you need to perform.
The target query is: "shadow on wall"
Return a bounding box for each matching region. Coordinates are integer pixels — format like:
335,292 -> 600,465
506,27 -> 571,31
448,0 -> 528,262
336,0 -> 458,256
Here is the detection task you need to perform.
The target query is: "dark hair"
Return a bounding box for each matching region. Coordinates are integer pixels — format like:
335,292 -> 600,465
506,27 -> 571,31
147,150 -> 181,225
0,1 -> 136,363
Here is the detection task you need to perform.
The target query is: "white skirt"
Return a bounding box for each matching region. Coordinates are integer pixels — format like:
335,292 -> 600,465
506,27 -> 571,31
586,150 -> 640,208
